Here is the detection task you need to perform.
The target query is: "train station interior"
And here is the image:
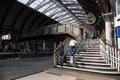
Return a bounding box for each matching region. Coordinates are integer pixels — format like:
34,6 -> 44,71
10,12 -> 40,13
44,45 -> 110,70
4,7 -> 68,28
0,0 -> 120,80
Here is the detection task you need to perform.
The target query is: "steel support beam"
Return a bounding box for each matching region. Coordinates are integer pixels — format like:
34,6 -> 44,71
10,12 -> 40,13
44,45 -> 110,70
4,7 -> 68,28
26,0 -> 36,5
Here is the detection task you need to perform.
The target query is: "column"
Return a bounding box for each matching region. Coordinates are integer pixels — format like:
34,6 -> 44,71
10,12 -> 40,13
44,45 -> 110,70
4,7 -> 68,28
54,42 -> 56,49
103,13 -> 113,45
105,20 -> 112,45
43,40 -> 45,51
0,38 -> 1,47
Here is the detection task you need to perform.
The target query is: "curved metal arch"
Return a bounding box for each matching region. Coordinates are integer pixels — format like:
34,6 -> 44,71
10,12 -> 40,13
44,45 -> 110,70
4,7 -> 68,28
26,0 -> 36,6
30,17 -> 44,30
14,8 -> 33,31
36,16 -> 49,28
28,14 -> 40,30
40,18 -> 51,27
19,9 -> 34,31
11,3 -> 25,30
23,12 -> 40,31
0,1 -> 14,29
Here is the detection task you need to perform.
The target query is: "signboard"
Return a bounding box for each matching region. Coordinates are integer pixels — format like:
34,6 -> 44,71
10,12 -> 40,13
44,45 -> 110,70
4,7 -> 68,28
116,27 -> 120,37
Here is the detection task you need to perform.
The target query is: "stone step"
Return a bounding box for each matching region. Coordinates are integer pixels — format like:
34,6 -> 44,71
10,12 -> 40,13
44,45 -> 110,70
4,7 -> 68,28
75,54 -> 101,57
78,52 -> 100,54
76,65 -> 116,71
56,65 -> 120,74
76,62 -> 110,67
77,57 -> 103,60
76,59 -> 106,63
84,50 -> 100,52
80,47 -> 100,49
57,63 -> 117,71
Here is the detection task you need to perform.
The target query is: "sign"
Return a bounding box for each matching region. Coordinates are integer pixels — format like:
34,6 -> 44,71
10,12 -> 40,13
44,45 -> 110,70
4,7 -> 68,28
116,27 -> 120,37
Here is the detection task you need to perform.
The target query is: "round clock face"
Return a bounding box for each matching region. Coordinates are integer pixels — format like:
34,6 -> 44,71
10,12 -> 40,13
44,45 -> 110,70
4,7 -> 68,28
85,12 -> 96,25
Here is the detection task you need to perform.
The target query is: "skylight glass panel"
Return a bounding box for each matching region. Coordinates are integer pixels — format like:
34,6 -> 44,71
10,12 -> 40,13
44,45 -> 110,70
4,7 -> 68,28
17,0 -> 29,4
29,0 -> 40,8
46,8 -> 60,16
38,3 -> 53,12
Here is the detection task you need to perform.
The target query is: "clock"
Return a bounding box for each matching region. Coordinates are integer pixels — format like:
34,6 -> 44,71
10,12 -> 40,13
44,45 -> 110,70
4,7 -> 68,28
85,12 -> 96,25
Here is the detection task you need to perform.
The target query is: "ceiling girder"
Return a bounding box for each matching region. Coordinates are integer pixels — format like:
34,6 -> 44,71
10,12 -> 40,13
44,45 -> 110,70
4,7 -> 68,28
26,0 -> 36,5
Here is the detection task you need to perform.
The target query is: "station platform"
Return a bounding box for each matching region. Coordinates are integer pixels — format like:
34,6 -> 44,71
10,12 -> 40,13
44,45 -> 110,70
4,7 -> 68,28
14,68 -> 119,80
0,56 -> 119,80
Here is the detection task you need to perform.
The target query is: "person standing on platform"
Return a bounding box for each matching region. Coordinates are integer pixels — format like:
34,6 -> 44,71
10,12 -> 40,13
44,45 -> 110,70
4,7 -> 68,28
54,41 -> 64,66
69,39 -> 77,65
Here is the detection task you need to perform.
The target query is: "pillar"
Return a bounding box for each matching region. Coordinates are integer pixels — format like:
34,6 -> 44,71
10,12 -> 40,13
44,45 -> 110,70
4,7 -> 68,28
105,20 -> 112,45
43,40 -> 45,51
0,38 -> 1,47
54,42 -> 56,49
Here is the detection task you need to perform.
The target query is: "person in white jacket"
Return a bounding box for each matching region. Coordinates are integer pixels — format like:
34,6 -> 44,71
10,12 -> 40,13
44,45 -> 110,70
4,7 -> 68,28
69,39 -> 77,55
69,39 -> 77,65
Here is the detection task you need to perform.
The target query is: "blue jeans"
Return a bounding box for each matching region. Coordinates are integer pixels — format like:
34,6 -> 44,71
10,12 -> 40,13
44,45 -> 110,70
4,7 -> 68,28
69,46 -> 75,56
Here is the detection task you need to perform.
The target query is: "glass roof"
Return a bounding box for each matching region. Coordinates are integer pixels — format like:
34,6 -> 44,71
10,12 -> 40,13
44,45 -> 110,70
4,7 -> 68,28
17,0 -> 87,28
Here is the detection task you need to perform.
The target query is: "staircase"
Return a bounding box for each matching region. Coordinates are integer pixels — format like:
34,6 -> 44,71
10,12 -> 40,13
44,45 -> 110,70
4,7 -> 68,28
56,39 -> 120,74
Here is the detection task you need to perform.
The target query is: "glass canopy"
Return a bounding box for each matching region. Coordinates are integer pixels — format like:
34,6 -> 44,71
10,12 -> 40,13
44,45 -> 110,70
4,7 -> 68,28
17,0 -> 87,28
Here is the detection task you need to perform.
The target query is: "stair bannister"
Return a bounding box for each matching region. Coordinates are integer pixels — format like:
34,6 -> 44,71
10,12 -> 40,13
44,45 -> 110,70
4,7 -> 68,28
53,47 -> 59,67
100,39 -> 120,72
53,29 -> 82,67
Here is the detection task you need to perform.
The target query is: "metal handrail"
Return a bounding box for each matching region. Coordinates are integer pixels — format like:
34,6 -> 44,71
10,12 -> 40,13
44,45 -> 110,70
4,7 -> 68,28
20,24 -> 80,38
100,39 -> 120,72
53,37 -> 72,67
53,31 -> 82,67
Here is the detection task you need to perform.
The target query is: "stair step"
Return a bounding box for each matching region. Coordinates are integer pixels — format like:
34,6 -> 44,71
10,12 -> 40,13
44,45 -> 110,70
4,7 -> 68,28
79,52 -> 100,54
76,59 -> 106,63
76,62 -> 111,66
76,53 -> 100,55
75,54 -> 101,57
84,50 -> 100,52
59,39 -> 120,74
57,63 -> 111,68
57,66 -> 120,74
79,47 -> 100,50
78,57 -> 103,60
76,65 -> 116,70
66,56 -> 103,60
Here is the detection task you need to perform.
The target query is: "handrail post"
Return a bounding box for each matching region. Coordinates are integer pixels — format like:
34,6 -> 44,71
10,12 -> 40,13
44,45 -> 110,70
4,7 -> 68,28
115,48 -> 117,68
53,51 -> 59,67
106,45 -> 109,64
118,50 -> 120,72
109,47 -> 113,67
112,47 -> 115,67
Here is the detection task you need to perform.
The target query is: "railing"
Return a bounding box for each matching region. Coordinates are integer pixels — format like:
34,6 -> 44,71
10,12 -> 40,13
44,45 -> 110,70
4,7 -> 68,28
53,31 -> 82,67
20,23 -> 80,38
100,39 -> 120,72
53,37 -> 72,67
